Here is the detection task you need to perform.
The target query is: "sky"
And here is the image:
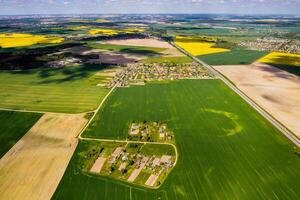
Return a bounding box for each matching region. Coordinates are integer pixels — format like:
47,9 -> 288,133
0,0 -> 299,15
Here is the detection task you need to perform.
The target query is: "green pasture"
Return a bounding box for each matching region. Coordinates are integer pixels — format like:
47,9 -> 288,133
0,110 -> 42,158
53,80 -> 300,200
87,43 -> 165,56
0,65 -> 109,113
198,49 -> 268,65
143,56 -> 193,64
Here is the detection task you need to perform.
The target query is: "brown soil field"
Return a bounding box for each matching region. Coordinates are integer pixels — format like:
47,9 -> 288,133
214,62 -> 300,138
0,113 -> 88,200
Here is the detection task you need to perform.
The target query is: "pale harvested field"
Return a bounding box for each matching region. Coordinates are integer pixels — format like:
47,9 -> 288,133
0,113 -> 88,200
214,62 -> 300,137
106,38 -> 184,57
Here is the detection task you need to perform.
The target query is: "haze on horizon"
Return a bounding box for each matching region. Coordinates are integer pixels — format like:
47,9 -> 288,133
0,0 -> 300,15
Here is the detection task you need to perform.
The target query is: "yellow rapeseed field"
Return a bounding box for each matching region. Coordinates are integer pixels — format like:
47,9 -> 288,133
0,33 -> 64,48
96,19 -> 110,23
175,36 -> 230,56
89,29 -> 119,35
258,52 -> 300,66
89,28 -> 145,35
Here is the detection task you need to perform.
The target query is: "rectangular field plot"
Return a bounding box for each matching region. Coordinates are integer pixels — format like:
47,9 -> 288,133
0,65 -> 108,113
53,80 -> 300,200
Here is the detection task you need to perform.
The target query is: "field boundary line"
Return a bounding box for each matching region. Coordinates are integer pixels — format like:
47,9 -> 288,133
78,84 -> 118,139
171,41 -> 300,147
0,107 -> 102,115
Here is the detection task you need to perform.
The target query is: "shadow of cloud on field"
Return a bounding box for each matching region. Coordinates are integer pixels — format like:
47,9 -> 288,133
37,64 -> 107,84
260,54 -> 300,77
119,48 -> 162,56
258,64 -> 299,80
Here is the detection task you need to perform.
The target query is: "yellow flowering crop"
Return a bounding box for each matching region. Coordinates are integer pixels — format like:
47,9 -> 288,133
175,36 -> 229,56
0,33 -> 64,48
89,29 -> 119,35
89,28 -> 145,36
96,19 -> 110,23
258,52 -> 300,67
69,26 -> 89,30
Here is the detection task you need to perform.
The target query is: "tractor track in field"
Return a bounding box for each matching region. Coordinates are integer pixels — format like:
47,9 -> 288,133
171,41 -> 300,147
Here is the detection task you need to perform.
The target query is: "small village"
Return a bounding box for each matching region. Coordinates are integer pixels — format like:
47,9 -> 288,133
128,121 -> 175,142
87,122 -> 176,188
107,62 -> 213,88
239,37 -> 300,54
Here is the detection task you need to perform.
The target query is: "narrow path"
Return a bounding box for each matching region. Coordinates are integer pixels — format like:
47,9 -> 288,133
171,41 -> 300,147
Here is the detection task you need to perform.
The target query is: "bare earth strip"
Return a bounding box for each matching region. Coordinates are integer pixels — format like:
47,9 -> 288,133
127,157 -> 149,182
90,157 -> 106,173
0,113 -> 88,200
214,62 -> 300,138
145,174 -> 159,187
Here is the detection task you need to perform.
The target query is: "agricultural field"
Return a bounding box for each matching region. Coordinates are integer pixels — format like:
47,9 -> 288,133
143,56 -> 193,64
87,42 -> 165,56
0,110 -> 42,158
175,36 -> 230,56
214,63 -> 300,137
0,33 -> 64,48
198,48 -> 268,65
89,28 -> 145,35
0,113 -> 88,200
54,80 -> 300,199
0,65 -> 109,113
258,52 -> 300,76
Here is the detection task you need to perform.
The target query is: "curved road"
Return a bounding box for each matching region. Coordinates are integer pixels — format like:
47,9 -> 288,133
171,41 -> 300,147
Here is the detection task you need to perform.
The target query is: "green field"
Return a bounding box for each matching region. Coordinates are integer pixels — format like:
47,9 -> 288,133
198,49 -> 268,65
0,65 -> 109,113
87,43 -> 165,56
0,110 -> 42,158
53,80 -> 300,200
143,56 -> 193,64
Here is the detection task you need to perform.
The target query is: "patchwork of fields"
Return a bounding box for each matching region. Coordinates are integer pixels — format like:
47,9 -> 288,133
0,113 -> 88,200
0,110 -> 42,158
0,65 -> 109,113
54,80 -> 300,200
